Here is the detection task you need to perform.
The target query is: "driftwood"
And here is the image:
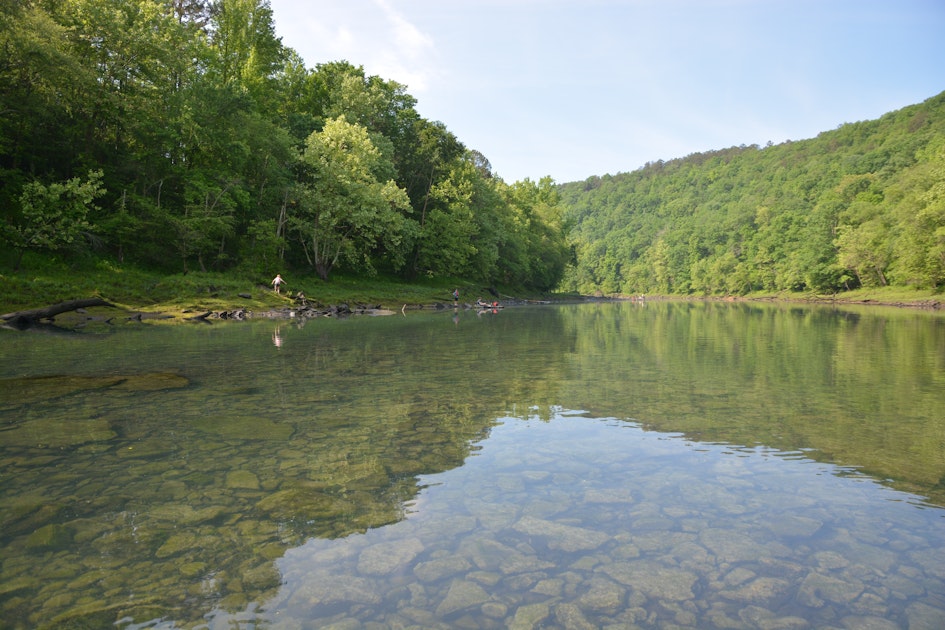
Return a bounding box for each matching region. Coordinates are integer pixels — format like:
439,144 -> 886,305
1,298 -> 117,328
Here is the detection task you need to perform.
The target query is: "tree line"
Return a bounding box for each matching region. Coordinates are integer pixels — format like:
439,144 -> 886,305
559,91 -> 945,296
1,0 -> 570,291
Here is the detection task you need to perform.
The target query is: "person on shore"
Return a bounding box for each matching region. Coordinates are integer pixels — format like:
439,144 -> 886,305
271,274 -> 284,294
453,288 -> 459,304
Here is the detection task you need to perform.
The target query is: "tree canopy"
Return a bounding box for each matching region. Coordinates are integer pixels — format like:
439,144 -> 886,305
1,0 -> 569,292
558,92 -> 945,296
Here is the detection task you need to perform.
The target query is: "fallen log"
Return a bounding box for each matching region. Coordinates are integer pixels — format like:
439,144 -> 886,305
1,298 -> 117,328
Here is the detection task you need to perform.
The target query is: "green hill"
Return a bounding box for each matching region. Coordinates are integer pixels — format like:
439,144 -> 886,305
558,91 -> 945,297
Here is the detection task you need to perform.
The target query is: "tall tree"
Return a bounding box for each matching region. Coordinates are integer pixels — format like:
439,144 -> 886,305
207,0 -> 284,107
290,116 -> 413,280
0,1 -> 89,184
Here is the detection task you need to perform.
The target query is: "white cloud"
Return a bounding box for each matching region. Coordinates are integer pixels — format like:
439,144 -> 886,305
368,0 -> 438,91
375,0 -> 434,57
271,1 -> 438,91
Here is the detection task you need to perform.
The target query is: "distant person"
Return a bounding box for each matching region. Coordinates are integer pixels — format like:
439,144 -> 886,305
453,288 -> 459,304
271,274 -> 284,294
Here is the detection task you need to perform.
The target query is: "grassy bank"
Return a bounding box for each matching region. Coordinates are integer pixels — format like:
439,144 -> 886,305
2,255 -> 940,317
0,255 -> 521,316
741,287 -> 943,310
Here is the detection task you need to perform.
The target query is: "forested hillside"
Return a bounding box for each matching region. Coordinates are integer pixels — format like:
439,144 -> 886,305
559,91 -> 945,296
0,0 -> 570,291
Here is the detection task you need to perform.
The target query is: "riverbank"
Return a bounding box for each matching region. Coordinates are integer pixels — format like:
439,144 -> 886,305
0,259 -> 569,327
723,288 -> 942,310
2,259 -> 941,329
610,286 -> 941,310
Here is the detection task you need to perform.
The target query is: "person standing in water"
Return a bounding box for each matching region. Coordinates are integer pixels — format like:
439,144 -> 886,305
271,274 -> 284,294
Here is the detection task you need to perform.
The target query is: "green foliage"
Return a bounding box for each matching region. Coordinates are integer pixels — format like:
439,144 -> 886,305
3,171 -> 104,269
560,92 -> 945,295
1,0 -> 567,294
889,137 -> 945,288
291,116 -> 413,280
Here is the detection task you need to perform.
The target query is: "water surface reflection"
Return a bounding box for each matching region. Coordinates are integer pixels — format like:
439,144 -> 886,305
261,412 -> 945,629
0,302 -> 943,628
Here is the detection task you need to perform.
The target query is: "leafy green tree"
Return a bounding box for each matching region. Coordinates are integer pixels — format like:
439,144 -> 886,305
500,177 -> 571,291
208,0 -> 284,108
0,1 -> 90,199
396,118 -> 466,277
462,152 -> 508,283
3,171 -> 104,269
890,138 -> 945,288
412,160 -> 479,278
290,116 -> 413,280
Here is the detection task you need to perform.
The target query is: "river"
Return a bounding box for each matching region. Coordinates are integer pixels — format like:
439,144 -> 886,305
1,300 -> 943,628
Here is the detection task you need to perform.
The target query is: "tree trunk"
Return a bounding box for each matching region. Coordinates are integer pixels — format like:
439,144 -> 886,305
2,298 -> 117,328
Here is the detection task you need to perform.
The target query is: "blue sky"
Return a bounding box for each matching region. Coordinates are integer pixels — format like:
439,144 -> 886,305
268,0 -> 945,184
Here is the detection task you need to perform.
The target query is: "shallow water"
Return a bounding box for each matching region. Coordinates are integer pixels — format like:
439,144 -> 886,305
1,301 -> 943,628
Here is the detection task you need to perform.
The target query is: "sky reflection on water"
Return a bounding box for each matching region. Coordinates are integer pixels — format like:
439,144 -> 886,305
255,411 -> 945,629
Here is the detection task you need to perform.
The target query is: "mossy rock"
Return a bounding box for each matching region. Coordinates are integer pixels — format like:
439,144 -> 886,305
226,470 -> 260,489
26,523 -> 75,551
155,531 -> 199,558
1,416 -> 117,448
0,375 -> 124,406
0,500 -> 64,537
111,372 -> 190,392
0,576 -> 39,597
179,562 -> 207,578
255,488 -> 347,521
0,372 -> 188,406
44,601 -> 166,630
192,416 -> 293,441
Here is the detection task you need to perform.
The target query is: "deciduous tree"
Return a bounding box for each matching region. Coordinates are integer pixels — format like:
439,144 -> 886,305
290,116 -> 413,280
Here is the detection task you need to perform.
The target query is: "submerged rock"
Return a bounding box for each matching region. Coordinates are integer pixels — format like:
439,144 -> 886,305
512,515 -> 610,552
508,602 -> 551,629
226,470 -> 260,490
600,561 -> 698,602
1,416 -> 117,448
797,572 -> 864,607
414,555 -> 472,583
719,576 -> 792,605
554,602 -> 597,630
191,416 -> 293,441
26,523 -> 74,551
435,579 -> 490,617
357,538 -> 424,575
0,372 -> 189,406
287,573 -> 381,608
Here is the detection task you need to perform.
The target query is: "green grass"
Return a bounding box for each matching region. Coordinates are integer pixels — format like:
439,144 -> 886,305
811,285 -> 942,304
3,253 -> 940,316
737,286 -> 942,307
0,254 -> 528,314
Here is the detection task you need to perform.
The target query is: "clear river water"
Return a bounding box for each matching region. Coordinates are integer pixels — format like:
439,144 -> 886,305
1,300 -> 944,629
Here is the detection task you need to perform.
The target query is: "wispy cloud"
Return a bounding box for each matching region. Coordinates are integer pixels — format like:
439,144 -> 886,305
370,0 -> 438,91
